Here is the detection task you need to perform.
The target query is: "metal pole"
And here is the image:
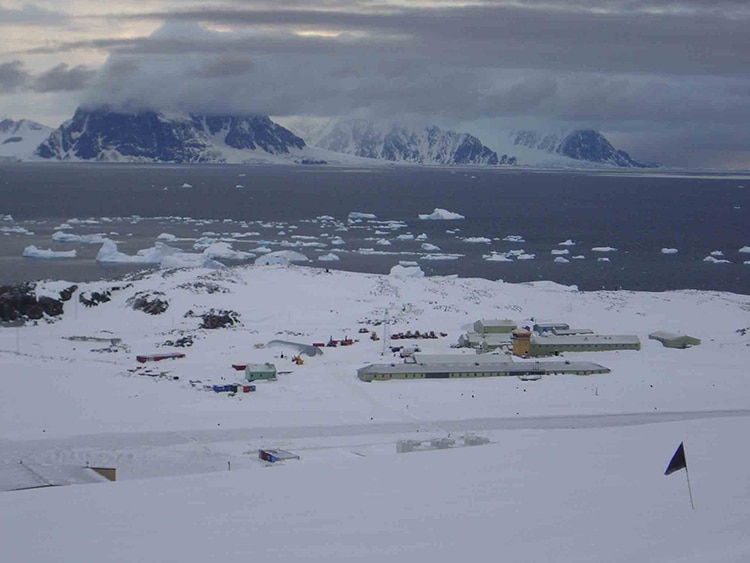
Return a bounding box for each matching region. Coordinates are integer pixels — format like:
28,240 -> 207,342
685,465 -> 695,510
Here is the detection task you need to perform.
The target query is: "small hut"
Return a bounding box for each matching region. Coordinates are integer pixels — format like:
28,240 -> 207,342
245,363 -> 277,382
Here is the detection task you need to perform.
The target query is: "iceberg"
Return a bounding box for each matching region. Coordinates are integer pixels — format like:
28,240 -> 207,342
318,253 -> 340,262
421,243 -> 441,252
559,239 -> 576,246
389,263 -> 425,278
255,250 -> 309,266
554,256 -> 570,263
348,212 -> 377,220
418,208 -> 465,220
22,245 -> 76,259
739,246 -> 750,254
52,231 -> 108,244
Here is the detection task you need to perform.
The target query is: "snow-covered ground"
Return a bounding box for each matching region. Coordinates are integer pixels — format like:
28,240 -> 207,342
1,264 -> 749,561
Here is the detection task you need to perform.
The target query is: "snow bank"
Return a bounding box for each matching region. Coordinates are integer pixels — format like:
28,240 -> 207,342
418,208 -> 465,220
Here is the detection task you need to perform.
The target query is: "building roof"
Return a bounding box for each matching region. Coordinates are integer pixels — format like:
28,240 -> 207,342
0,464 -> 110,492
408,353 -> 512,365
358,360 -> 610,376
245,363 -> 277,372
648,332 -> 701,345
552,328 -> 594,336
460,332 -> 513,344
531,334 -> 640,346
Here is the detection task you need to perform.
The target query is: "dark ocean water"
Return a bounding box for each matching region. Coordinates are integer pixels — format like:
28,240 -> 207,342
0,162 -> 748,294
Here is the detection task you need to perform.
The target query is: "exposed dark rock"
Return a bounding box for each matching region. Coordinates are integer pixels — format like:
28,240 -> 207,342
0,283 -> 65,322
162,335 -> 194,348
127,291 -> 169,315
59,285 -> 78,301
199,309 -> 241,329
80,290 -> 112,307
36,107 -> 305,163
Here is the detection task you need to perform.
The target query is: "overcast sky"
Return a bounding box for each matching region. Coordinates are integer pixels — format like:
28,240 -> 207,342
1,0 -> 749,168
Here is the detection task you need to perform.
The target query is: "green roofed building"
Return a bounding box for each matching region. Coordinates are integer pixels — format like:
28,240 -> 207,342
357,359 -> 610,382
245,363 -> 277,382
473,319 -> 517,334
529,334 -> 641,356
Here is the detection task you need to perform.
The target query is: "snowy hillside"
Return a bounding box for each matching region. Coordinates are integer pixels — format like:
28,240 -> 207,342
33,107 -> 367,165
0,118 -> 53,160
511,129 -> 653,167
310,118 -> 514,165
1,263 -> 749,561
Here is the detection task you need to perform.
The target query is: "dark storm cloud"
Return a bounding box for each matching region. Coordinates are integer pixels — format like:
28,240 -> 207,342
108,2 -> 750,75
0,61 -> 30,92
32,63 -> 96,93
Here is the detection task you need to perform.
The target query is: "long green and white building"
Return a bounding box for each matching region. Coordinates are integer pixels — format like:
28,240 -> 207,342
357,358 -> 610,382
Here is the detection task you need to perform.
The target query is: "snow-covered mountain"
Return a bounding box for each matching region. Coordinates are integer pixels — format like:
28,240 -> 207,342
0,118 -> 53,161
309,118 -> 514,165
35,107 -> 311,164
512,129 -> 653,168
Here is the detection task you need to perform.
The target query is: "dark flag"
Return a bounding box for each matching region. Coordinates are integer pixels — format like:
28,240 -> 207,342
665,442 -> 687,475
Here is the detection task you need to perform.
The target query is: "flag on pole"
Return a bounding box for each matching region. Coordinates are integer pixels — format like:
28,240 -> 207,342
665,442 -> 687,475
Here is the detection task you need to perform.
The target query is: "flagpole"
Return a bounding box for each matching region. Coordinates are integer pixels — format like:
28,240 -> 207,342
685,464 -> 695,510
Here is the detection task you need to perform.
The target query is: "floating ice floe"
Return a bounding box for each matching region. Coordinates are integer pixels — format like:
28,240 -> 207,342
376,239 -> 392,246
463,237 -> 492,244
416,233 -> 428,241
484,252 -> 513,262
1,225 -> 34,235
661,248 -> 679,254
419,253 -> 461,261
202,242 -> 256,261
572,255 -> 586,260
421,243 -> 441,252
180,183 -> 193,188
348,212 -> 377,221
592,246 -> 618,252
559,239 -> 575,246
418,208 -> 465,220
22,245 -> 76,259
397,234 -> 415,241
516,253 -> 536,260
389,263 -> 425,278
554,256 -> 570,263
54,222 -> 73,230
710,250 -> 724,257
551,249 -> 569,256
503,235 -> 525,243
739,246 -> 750,253
255,250 -> 309,266
157,233 -> 177,241
597,257 -> 611,262
253,246 -> 272,254
703,256 -> 731,264
317,253 -> 340,262
330,237 -> 346,246
52,231 -> 108,244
